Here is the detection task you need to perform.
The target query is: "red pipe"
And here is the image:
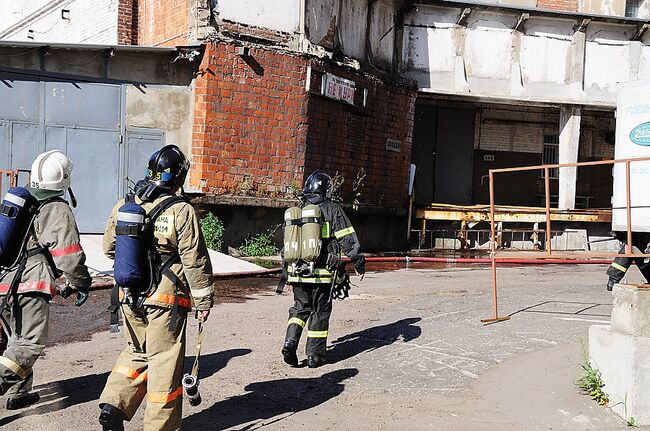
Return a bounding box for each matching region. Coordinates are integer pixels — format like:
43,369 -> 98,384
361,256 -> 611,265
88,256 -> 610,291
89,268 -> 283,291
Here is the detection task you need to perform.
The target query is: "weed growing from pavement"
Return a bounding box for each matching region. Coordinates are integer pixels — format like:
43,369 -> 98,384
239,227 -> 279,257
200,212 -> 225,251
576,339 -> 609,406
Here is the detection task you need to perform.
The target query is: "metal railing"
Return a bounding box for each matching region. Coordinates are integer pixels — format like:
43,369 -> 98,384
484,156 -> 650,323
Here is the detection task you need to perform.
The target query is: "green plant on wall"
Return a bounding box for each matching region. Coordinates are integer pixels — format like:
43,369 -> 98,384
351,167 -> 366,210
576,340 -> 609,406
200,212 -> 225,251
239,227 -> 279,257
331,171 -> 344,203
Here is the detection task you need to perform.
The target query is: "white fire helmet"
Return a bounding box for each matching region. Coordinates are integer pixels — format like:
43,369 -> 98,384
30,150 -> 73,191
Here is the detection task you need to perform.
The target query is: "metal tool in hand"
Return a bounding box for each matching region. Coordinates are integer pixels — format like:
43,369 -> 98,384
182,316 -> 204,406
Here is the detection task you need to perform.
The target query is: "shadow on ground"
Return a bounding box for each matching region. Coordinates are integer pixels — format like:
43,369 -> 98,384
327,317 -> 422,364
0,348 -> 251,426
184,368 -> 359,430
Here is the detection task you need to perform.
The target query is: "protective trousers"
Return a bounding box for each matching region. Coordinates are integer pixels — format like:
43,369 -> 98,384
99,305 -> 187,431
0,294 -> 48,397
607,245 -> 650,284
285,283 -> 332,356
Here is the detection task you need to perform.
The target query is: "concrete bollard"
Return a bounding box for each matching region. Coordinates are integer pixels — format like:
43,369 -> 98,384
589,284 -> 650,425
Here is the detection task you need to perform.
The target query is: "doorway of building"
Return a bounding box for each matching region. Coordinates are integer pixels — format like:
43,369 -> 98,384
412,104 -> 476,205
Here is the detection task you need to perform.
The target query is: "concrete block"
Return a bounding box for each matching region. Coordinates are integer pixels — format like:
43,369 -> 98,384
611,284 -> 650,337
589,324 -> 650,424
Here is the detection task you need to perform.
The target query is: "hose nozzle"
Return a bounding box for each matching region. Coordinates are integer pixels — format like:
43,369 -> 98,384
182,373 -> 202,406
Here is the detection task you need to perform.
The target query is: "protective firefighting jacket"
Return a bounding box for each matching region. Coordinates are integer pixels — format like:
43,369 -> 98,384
103,194 -> 214,311
0,190 -> 91,296
286,193 -> 363,284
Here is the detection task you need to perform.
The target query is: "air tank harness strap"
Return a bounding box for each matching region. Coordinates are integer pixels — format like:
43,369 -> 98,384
156,253 -> 182,332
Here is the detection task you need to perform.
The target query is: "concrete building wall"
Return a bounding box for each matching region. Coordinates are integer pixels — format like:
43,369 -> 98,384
579,0 -> 626,16
402,4 -> 647,108
125,85 -> 194,158
0,0 -> 118,44
305,0 -> 404,71
214,0 -> 301,34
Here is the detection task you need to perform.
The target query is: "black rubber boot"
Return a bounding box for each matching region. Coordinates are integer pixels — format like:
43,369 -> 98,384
6,392 -> 40,410
98,403 -> 126,431
307,354 -> 326,368
282,341 -> 299,367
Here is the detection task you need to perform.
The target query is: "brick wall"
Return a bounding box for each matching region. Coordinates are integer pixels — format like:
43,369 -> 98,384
137,0 -> 189,46
118,0 -> 138,45
536,0 -> 579,11
304,65 -> 417,209
191,42 -> 309,196
191,40 -> 417,210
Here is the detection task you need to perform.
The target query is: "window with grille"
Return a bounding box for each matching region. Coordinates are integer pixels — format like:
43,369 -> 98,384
626,0 -> 641,17
542,133 -> 559,179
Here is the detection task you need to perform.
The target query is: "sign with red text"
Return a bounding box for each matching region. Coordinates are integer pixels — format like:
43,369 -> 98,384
321,73 -> 356,105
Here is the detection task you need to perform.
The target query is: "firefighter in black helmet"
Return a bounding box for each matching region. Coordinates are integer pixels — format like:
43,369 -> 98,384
281,171 -> 365,368
99,145 -> 213,431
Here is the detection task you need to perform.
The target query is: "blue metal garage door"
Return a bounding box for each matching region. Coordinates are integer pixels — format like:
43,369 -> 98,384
0,72 -> 163,233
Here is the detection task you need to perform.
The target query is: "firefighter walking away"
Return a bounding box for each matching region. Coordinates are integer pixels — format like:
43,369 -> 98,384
0,150 -> 91,410
281,171 -> 365,368
98,145 -> 214,431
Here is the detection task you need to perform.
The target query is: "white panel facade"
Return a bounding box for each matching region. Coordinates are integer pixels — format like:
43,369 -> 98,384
584,23 -> 633,90
0,0 -> 118,44
401,4 -> 647,107
217,0 -> 300,34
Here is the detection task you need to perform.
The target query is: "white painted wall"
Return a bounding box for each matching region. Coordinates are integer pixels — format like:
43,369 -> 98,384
402,4 -> 646,107
305,0 -> 401,69
216,0 -> 301,34
0,0 -> 118,44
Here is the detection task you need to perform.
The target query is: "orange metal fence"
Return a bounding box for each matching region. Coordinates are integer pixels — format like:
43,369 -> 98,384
0,170 -> 20,190
483,156 -> 650,323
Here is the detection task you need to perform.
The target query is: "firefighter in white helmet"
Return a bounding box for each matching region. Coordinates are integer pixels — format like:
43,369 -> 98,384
0,150 -> 91,410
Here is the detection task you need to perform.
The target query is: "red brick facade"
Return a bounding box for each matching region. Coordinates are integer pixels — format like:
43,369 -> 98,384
191,41 -> 417,209
191,43 -> 310,197
536,0 -> 578,11
137,0 -> 189,46
305,65 -> 416,208
117,0 -> 138,45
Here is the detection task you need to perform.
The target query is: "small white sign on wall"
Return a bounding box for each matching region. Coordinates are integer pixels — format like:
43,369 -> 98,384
321,73 -> 356,105
386,139 -> 401,153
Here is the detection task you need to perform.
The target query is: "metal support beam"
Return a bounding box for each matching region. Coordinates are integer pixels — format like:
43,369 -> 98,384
577,18 -> 591,32
457,7 -> 471,25
634,23 -> 649,41
514,13 -> 529,31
